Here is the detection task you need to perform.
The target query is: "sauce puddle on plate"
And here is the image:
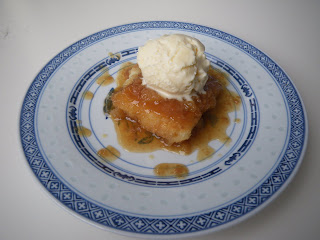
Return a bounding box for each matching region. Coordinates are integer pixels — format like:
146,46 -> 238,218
97,145 -> 120,162
103,63 -> 241,177
107,63 -> 240,159
154,163 -> 189,178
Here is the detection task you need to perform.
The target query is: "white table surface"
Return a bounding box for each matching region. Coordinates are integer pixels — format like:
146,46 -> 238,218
1,0 -> 320,239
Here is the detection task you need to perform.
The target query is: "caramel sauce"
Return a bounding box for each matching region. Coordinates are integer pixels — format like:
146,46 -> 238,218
76,126 -> 92,137
108,52 -> 121,60
108,63 -> 241,161
82,90 -> 94,100
96,70 -> 114,86
197,145 -> 215,161
154,163 -> 189,178
97,145 -> 120,162
111,72 -> 220,145
235,118 -> 241,123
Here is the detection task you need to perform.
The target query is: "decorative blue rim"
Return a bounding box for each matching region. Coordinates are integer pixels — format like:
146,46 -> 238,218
20,21 -> 307,236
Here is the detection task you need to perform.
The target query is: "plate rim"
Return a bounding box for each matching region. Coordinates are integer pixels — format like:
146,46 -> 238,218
19,20 -> 308,238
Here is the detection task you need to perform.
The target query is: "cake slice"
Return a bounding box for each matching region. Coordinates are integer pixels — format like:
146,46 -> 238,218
110,64 -> 222,144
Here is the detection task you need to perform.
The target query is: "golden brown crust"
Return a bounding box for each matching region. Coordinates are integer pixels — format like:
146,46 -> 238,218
111,65 -> 222,144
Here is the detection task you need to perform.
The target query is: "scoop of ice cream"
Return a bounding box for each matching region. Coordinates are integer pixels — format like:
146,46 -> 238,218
137,34 -> 210,101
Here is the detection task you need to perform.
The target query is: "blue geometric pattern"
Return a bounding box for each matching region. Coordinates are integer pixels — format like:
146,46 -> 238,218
20,21 -> 307,235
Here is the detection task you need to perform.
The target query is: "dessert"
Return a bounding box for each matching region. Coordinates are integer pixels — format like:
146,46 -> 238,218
110,34 -> 221,144
105,34 -> 241,160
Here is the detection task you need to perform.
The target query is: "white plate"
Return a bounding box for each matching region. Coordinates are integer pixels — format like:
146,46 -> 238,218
20,21 -> 308,238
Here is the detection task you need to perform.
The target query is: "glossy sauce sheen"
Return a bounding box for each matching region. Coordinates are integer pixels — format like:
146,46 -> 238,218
76,126 -> 92,137
111,65 -> 221,144
83,90 -> 94,100
154,163 -> 189,178
97,145 -> 120,162
96,70 -> 114,86
109,64 -> 241,163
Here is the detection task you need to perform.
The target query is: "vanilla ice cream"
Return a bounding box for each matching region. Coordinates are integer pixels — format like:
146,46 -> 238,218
137,34 -> 210,101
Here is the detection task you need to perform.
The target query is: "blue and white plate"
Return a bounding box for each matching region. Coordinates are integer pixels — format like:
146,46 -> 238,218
20,21 -> 308,238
